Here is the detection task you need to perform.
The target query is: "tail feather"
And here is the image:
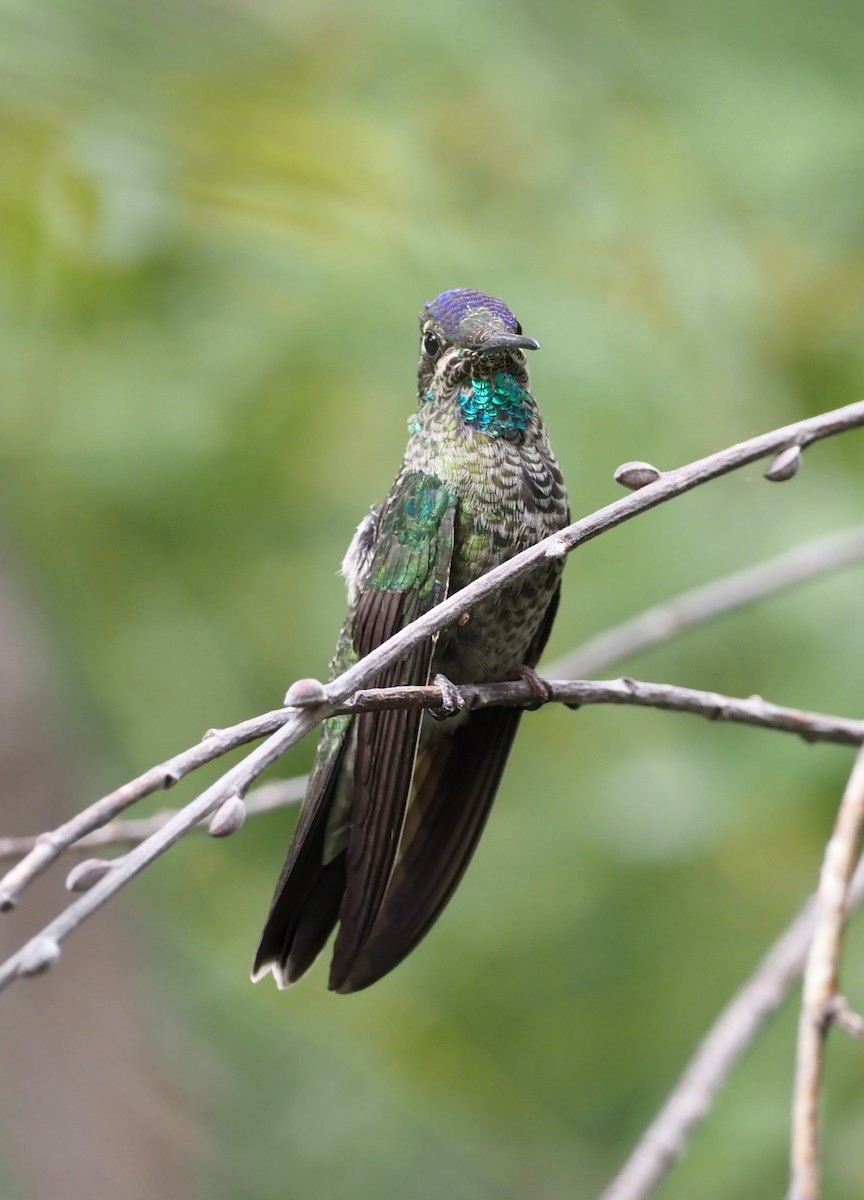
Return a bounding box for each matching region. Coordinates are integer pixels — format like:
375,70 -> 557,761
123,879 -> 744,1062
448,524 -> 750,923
332,706 -> 524,993
251,732 -> 349,987
284,856 -> 346,983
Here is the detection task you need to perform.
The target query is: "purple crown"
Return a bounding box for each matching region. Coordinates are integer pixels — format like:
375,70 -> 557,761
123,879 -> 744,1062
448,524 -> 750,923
423,289 -> 519,340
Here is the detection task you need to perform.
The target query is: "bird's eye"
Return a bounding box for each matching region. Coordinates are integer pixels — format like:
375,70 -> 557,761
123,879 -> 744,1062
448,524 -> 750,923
514,320 -> 522,335
423,330 -> 441,357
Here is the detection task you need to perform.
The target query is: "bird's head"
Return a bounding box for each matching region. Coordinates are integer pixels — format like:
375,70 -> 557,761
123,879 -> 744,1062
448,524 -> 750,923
417,288 -> 539,398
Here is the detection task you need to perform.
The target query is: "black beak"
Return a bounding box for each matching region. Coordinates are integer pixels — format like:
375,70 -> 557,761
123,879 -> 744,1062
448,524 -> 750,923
480,331 -> 541,353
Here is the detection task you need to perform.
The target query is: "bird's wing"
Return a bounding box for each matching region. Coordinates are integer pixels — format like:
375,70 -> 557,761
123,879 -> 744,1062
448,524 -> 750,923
325,470 -> 458,989
254,471 -> 457,990
334,582 -> 563,993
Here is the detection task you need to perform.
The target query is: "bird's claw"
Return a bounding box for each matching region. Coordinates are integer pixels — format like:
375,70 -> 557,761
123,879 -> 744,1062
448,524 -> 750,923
430,673 -> 465,721
515,665 -> 553,710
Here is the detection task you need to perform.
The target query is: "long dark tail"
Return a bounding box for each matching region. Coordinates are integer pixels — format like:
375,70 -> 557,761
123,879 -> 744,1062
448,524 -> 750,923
330,705 -> 523,993
251,732 -> 350,987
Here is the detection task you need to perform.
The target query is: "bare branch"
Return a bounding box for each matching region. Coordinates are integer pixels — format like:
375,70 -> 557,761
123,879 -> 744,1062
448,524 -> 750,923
3,676 -> 861,865
0,708 -> 291,908
5,527 -> 859,862
0,705 -> 331,993
330,677 -> 864,748
598,848 -> 864,1200
788,744 -> 864,1200
0,778 -> 308,864
315,399 -> 864,720
0,399 -> 862,989
826,995 -> 864,1040
548,526 -> 864,679
0,680 -> 861,997
2,400 -> 861,906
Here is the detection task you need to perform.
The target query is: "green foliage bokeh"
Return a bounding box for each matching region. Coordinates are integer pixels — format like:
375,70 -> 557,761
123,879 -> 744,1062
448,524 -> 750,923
2,0 -> 864,1196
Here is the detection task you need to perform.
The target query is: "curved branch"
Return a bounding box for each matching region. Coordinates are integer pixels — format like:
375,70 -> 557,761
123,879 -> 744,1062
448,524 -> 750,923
331,677 -> 864,747
5,527 -> 860,863
3,678 -> 861,863
1,677 -> 863,995
788,744 -> 864,1200
3,397 -> 861,905
0,778 -> 309,862
318,400 -> 864,714
548,526 -> 864,678
598,850 -> 864,1200
0,399 -> 862,986
0,708 -> 291,910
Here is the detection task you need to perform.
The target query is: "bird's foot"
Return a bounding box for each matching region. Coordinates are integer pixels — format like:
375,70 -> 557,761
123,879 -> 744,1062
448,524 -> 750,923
430,673 -> 466,721
514,665 -> 553,710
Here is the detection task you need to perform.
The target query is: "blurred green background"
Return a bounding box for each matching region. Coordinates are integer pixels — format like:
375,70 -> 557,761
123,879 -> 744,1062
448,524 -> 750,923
1,0 -> 864,1196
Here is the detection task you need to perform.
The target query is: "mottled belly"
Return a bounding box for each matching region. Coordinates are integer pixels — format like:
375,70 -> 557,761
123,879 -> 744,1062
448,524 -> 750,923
434,561 -> 562,683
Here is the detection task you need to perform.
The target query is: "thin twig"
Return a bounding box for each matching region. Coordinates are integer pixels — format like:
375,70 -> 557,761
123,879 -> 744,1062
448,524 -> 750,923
827,995 -> 864,1040
1,703 -> 331,991
0,778 -> 309,862
598,850 -> 864,1200
332,677 -> 864,748
1,398 -> 862,989
548,526 -> 864,678
787,744 -> 864,1200
0,708 -> 291,909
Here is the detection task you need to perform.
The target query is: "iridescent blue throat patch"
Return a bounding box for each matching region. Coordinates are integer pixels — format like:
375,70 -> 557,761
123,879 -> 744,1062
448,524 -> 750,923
459,373 -> 531,440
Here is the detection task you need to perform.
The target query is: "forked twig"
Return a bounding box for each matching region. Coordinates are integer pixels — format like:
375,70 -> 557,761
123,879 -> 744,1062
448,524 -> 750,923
0,708 -> 291,910
549,526 -> 864,678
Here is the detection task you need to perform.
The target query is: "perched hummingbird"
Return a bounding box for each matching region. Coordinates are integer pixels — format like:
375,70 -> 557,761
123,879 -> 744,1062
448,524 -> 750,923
253,288 -> 569,993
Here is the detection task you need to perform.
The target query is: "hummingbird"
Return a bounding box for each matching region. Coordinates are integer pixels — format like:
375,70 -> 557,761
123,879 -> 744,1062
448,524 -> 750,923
253,288 -> 570,994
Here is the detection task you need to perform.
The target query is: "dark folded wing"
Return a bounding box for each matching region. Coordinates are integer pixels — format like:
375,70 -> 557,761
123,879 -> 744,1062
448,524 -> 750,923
254,471 -> 458,990
327,472 -> 458,990
333,581 -> 564,993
